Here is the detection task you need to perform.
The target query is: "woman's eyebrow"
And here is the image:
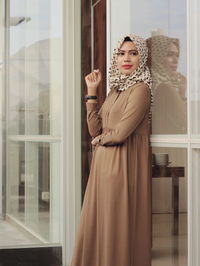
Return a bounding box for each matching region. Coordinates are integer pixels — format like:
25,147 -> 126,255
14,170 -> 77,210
118,49 -> 138,52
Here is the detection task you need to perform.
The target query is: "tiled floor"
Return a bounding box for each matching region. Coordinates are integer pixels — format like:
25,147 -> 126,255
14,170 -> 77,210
0,213 -> 187,265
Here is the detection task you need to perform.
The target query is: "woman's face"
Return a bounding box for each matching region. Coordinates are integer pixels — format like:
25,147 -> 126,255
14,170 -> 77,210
117,41 -> 140,75
163,42 -> 179,73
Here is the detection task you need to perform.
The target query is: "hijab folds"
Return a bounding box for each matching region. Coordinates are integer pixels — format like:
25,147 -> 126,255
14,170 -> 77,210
108,34 -> 153,124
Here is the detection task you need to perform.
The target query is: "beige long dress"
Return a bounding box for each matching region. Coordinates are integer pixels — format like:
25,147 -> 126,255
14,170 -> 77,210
70,82 -> 152,266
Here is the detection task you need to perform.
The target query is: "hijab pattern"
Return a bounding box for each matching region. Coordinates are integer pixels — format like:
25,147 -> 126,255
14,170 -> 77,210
146,35 -> 185,92
108,34 -> 153,125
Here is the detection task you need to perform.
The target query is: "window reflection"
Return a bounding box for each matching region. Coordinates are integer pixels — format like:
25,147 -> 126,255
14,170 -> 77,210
146,35 -> 187,134
7,142 -> 54,242
3,0 -> 63,246
152,147 -> 187,266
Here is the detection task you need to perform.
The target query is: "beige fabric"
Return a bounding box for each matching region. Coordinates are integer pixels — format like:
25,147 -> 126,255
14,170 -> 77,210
70,82 -> 152,266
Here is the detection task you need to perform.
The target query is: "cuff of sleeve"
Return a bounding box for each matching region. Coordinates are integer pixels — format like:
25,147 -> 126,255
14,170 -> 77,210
86,102 -> 99,111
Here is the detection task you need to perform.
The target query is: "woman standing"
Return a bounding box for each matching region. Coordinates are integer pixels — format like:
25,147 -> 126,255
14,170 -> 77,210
70,34 -> 153,266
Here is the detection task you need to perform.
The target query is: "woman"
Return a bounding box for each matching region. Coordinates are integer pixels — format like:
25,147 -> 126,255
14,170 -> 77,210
70,34 -> 153,266
146,35 -> 187,134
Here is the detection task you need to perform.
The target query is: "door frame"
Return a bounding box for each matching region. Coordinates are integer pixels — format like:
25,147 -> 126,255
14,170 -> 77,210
62,0 -> 82,265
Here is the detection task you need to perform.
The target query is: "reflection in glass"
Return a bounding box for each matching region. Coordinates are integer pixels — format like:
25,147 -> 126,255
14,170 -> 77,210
7,142 -> 25,222
3,0 -> 63,246
8,1 -> 62,136
152,147 -> 187,266
7,142 -> 60,242
146,35 -> 187,134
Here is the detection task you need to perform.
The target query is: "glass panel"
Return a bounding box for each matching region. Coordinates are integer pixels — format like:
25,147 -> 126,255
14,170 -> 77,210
152,147 -> 187,266
110,0 -> 187,134
7,141 -> 25,222
8,0 -> 63,136
190,38 -> 200,135
3,0 -> 63,246
7,141 -> 60,243
191,148 -> 200,261
191,95 -> 200,135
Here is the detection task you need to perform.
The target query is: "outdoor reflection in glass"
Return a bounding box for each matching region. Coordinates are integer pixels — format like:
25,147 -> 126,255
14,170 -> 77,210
147,35 -> 187,134
3,0 -> 63,246
7,142 -> 59,242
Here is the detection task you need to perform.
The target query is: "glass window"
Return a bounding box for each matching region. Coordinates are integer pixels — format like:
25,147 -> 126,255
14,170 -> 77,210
152,147 -> 187,265
110,0 -> 187,134
110,1 -> 188,265
2,0 -> 63,246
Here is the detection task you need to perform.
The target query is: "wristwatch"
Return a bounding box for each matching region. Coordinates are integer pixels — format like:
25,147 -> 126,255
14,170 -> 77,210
85,95 -> 97,100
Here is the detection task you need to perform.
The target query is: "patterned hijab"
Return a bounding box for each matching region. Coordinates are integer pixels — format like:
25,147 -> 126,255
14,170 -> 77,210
108,34 -> 153,123
146,35 -> 185,92
108,34 -> 152,91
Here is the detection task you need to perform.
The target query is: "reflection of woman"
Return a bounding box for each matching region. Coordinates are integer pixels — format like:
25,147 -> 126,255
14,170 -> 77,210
146,35 -> 187,134
70,34 -> 153,266
146,36 -> 187,237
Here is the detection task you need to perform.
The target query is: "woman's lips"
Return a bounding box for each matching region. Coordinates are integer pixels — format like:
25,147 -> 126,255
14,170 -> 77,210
170,65 -> 177,71
122,64 -> 133,69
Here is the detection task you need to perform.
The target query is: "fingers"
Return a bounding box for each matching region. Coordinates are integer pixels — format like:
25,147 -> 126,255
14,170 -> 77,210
93,69 -> 99,74
91,135 -> 101,146
91,139 -> 96,145
91,140 -> 98,146
91,137 -> 98,145
85,69 -> 101,82
93,69 -> 100,80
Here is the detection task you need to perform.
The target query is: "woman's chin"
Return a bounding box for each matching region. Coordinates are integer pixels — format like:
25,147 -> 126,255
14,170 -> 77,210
120,69 -> 135,75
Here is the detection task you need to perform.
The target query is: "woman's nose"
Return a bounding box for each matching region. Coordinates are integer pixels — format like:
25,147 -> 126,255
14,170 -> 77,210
124,52 -> 131,61
172,55 -> 178,63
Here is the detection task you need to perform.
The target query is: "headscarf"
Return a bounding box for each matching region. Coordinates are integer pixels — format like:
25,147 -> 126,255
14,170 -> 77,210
146,35 -> 186,92
108,34 -> 153,124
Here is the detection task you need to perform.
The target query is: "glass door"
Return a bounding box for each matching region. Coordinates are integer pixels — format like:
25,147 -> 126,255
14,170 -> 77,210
1,0 -> 63,245
109,0 -> 188,265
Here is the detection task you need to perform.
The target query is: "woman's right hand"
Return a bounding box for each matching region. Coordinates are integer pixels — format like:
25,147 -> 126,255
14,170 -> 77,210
85,69 -> 101,94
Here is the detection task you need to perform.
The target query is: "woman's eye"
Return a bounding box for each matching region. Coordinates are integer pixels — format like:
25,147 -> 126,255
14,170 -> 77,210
117,51 -> 138,56
167,52 -> 179,57
130,51 -> 138,56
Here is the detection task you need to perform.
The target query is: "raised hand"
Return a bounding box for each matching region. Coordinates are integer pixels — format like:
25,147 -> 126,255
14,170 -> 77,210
85,69 -> 102,94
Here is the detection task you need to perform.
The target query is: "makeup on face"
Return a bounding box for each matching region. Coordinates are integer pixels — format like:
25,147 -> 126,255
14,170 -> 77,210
117,42 -> 140,75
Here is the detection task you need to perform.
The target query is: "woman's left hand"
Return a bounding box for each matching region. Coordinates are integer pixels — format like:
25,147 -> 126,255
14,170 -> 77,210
91,135 -> 101,146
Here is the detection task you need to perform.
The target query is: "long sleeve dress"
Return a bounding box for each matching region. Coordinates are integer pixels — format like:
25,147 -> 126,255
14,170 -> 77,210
70,82 -> 152,266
